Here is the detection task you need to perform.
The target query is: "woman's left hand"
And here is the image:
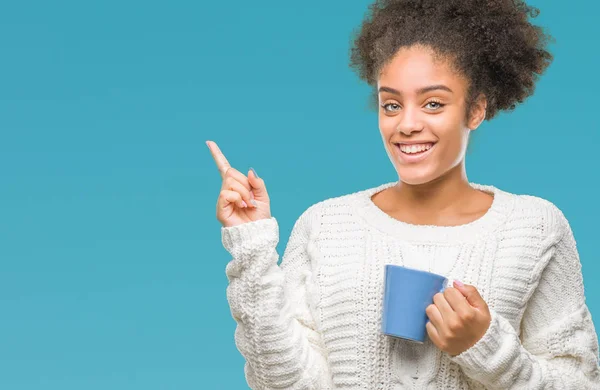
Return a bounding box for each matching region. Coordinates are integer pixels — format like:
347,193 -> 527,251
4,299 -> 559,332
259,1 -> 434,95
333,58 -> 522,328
425,280 -> 492,357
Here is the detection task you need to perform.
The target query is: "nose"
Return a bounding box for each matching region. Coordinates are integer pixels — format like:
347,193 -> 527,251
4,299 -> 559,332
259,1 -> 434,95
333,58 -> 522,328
395,105 -> 424,135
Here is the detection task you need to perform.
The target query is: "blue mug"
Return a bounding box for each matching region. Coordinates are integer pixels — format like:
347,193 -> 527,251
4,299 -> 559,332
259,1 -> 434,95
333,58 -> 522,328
382,264 -> 453,343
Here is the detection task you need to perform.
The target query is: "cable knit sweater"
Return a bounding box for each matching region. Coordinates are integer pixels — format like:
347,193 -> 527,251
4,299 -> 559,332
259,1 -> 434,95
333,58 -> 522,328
221,181 -> 600,389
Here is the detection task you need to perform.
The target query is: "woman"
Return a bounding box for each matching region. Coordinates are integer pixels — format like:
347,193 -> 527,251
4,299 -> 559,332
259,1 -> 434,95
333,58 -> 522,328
207,0 -> 600,388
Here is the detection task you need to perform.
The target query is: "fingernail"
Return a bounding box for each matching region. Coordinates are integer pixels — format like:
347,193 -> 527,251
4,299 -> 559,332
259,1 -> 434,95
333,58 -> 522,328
241,201 -> 247,208
454,280 -> 464,288
250,167 -> 258,178
250,199 -> 257,207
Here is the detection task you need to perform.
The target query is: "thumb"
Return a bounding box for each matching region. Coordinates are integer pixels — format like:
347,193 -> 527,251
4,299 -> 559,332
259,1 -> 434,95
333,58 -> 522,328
248,167 -> 268,201
454,281 -> 485,309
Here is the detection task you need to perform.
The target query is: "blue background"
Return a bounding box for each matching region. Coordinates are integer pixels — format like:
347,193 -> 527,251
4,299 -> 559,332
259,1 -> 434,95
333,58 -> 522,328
0,0 -> 598,388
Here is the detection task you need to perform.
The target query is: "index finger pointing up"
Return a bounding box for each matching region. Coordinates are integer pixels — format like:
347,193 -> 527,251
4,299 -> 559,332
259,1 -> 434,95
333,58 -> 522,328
206,140 -> 232,177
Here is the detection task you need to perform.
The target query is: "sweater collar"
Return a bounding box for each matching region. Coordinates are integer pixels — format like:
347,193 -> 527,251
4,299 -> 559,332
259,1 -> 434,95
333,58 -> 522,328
353,180 -> 515,243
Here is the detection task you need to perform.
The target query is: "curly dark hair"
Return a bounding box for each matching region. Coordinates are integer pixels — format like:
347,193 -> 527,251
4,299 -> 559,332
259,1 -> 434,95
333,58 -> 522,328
348,0 -> 555,120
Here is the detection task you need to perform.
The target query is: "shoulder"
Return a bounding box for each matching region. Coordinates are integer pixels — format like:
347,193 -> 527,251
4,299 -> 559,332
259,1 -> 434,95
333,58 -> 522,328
302,181 -> 390,215
497,186 -> 571,244
295,181 -> 376,213
293,182 -> 390,232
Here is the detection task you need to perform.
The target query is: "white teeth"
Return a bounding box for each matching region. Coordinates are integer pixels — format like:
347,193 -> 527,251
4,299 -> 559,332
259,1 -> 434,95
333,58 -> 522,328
398,143 -> 433,154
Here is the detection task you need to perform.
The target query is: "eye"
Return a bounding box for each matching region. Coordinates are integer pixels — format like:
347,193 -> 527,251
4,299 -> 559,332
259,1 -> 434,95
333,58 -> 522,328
381,103 -> 400,113
425,100 -> 445,110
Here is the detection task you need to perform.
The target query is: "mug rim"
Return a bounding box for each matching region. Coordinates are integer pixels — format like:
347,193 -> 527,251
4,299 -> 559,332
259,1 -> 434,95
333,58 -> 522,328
384,263 -> 446,279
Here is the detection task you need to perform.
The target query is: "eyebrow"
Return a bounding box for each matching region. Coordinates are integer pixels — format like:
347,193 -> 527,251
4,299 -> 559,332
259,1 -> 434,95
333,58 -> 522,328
378,85 -> 454,96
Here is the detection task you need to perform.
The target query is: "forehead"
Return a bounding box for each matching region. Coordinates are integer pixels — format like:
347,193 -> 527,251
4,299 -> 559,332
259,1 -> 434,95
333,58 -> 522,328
378,45 -> 466,92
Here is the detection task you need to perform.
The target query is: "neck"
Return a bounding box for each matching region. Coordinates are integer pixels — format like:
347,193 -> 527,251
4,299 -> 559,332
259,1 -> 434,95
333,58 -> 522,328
391,163 -> 476,217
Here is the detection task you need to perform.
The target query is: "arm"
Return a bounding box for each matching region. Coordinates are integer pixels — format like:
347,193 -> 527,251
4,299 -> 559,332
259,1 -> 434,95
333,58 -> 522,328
448,206 -> 600,389
221,204 -> 333,390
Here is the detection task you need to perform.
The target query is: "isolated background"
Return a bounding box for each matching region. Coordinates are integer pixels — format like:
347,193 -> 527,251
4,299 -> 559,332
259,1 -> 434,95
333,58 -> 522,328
0,0 -> 598,388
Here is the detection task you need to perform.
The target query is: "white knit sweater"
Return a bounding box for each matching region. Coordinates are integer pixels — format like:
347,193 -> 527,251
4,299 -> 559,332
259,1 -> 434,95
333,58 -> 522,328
221,181 -> 600,389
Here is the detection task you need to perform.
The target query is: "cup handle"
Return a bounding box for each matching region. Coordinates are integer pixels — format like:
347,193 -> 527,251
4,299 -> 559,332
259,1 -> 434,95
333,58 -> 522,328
440,278 -> 454,293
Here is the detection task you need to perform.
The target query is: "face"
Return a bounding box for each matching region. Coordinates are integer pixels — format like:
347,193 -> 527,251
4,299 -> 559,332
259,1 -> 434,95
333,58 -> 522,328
377,45 -> 486,186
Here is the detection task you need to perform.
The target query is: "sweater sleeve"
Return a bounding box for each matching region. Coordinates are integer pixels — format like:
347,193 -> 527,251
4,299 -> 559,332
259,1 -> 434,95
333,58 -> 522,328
448,206 -> 600,389
221,204 -> 334,390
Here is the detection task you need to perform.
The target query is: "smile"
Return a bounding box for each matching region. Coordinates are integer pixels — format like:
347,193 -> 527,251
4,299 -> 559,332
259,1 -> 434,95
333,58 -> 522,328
393,142 -> 436,163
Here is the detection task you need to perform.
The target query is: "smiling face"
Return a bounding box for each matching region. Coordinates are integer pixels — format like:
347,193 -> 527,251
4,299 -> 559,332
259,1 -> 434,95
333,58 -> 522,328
377,45 -> 486,186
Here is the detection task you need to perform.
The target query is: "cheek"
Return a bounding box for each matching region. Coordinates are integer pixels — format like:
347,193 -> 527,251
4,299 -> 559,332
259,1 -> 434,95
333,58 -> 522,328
435,130 -> 470,166
425,114 -> 450,132
428,115 -> 466,144
378,116 -> 396,136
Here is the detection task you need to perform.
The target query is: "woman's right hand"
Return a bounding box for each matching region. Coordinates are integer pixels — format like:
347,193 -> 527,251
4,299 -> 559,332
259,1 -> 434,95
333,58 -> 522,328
206,140 -> 272,228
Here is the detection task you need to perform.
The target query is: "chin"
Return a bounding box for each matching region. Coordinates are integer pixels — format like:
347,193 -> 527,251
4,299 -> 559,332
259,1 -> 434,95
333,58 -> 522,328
399,176 -> 437,186
396,167 -> 441,186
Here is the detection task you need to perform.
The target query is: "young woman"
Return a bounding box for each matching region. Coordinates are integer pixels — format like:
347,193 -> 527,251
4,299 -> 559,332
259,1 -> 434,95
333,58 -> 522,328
207,0 -> 600,388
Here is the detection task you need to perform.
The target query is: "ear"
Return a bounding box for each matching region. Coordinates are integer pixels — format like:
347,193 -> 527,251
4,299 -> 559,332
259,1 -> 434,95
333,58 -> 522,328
467,93 -> 487,130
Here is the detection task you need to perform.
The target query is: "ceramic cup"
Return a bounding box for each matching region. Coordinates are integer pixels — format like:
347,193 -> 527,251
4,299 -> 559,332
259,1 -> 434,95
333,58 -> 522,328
382,264 -> 454,343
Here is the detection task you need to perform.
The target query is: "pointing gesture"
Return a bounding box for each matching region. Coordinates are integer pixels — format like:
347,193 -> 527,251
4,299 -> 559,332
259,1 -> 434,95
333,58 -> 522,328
206,140 -> 272,228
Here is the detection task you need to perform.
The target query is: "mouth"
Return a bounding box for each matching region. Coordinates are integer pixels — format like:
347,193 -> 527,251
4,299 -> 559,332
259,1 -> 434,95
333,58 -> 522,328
393,142 -> 437,163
